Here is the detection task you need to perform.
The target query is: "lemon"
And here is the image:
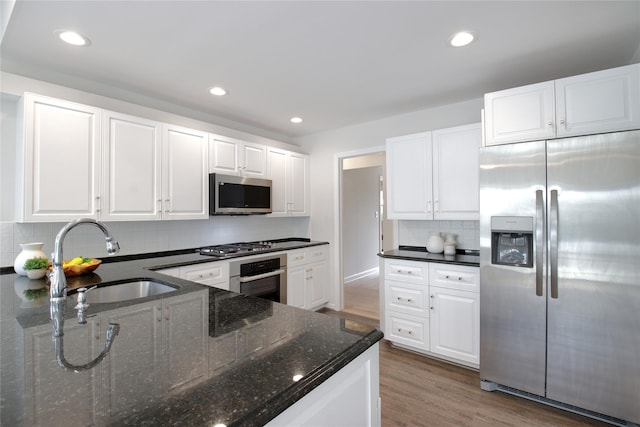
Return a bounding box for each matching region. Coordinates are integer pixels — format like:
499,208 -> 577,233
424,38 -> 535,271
68,257 -> 84,266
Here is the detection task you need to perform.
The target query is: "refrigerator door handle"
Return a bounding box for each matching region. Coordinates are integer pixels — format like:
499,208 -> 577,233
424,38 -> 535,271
535,189 -> 544,296
550,189 -> 559,299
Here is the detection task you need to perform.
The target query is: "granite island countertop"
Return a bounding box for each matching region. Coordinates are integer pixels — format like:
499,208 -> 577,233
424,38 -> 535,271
0,240 -> 383,426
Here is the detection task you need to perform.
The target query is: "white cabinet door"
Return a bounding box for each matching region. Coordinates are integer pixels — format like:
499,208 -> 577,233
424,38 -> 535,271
429,286 -> 479,367
288,152 -> 309,215
100,300 -> 162,419
556,63 -> 640,137
21,320 -> 100,426
267,148 -> 310,216
386,132 -> 433,219
287,266 -> 306,308
162,124 -> 209,219
161,290 -> 209,394
267,147 -> 289,216
101,111 -> 162,221
306,262 -> 328,310
432,123 -> 482,220
209,137 -> 266,177
484,81 -> 556,146
17,93 -> 101,222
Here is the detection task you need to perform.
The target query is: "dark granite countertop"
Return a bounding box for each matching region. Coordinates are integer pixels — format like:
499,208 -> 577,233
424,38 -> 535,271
379,246 -> 480,267
0,239 -> 383,426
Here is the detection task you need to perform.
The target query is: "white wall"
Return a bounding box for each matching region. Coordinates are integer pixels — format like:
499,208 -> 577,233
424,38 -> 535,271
294,98 -> 483,307
0,75 -> 310,268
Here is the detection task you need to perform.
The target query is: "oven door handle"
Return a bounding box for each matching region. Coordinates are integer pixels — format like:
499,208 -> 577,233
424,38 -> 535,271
238,269 -> 285,283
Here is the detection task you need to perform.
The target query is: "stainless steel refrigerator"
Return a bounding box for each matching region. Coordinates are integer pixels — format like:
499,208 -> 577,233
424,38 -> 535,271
479,130 -> 640,424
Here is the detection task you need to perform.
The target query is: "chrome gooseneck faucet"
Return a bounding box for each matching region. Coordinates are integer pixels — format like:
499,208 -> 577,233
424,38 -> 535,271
49,218 -> 120,301
48,218 -> 121,372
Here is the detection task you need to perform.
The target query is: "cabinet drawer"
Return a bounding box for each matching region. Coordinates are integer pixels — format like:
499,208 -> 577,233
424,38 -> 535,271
386,281 -> 429,317
429,264 -> 478,292
181,262 -> 228,285
385,312 -> 429,351
306,245 -> 328,262
384,259 -> 428,285
287,249 -> 307,267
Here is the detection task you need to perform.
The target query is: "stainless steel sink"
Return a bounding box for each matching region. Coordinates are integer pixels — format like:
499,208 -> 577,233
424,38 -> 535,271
74,280 -> 179,304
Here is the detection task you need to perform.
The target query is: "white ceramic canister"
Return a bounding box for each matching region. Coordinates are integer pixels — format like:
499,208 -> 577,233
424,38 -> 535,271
426,232 -> 444,253
14,242 -> 48,276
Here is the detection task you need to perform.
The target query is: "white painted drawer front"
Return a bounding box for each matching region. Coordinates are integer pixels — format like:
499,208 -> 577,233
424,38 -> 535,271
307,245 -> 328,262
287,249 -> 307,267
386,312 -> 429,350
384,259 -> 428,285
429,264 -> 479,292
386,281 -> 428,316
182,262 -> 228,285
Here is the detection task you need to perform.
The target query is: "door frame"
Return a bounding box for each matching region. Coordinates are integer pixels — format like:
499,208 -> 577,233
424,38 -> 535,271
333,145 -> 396,311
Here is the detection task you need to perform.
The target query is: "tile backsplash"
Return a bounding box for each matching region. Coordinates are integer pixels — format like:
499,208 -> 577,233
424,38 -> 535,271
397,220 -> 479,251
1,217 -> 309,268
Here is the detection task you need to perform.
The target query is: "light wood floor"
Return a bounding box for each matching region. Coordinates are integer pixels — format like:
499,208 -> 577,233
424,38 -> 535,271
319,309 -> 610,427
343,273 -> 380,320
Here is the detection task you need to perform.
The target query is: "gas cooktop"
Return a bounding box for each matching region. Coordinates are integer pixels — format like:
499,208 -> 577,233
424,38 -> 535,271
199,242 -> 276,257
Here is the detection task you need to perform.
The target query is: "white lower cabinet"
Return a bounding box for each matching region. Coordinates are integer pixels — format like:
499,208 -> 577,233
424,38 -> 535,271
429,286 -> 479,367
180,261 -> 229,290
382,258 -> 479,368
161,291 -> 209,394
265,343 -> 380,427
287,245 -> 329,310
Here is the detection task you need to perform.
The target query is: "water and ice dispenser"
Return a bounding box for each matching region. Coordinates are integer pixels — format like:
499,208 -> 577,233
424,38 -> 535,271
491,216 -> 534,268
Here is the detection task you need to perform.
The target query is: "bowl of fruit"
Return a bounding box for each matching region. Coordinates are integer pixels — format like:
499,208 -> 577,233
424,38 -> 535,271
51,257 -> 102,277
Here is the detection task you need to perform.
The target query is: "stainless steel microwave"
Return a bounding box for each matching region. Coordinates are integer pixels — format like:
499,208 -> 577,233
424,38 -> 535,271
209,174 -> 272,215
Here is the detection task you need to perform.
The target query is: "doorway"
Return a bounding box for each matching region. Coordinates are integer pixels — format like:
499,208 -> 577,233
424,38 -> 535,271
339,151 -> 394,320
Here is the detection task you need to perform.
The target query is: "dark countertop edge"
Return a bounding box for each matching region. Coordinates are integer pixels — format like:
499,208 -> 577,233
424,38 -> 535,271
378,246 -> 480,267
236,329 -> 384,427
1,238 -> 328,274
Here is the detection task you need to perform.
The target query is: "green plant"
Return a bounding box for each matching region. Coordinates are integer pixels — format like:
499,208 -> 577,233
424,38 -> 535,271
23,257 -> 49,271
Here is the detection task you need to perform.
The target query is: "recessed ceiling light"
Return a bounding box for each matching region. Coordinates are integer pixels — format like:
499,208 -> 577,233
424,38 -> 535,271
57,30 -> 90,46
290,117 -> 303,124
449,31 -> 475,47
209,87 -> 227,96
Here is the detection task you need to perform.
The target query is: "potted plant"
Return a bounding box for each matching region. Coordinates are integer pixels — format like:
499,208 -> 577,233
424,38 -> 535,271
23,256 -> 49,280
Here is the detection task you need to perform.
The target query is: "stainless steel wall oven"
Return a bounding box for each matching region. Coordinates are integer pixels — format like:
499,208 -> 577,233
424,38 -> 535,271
229,253 -> 287,303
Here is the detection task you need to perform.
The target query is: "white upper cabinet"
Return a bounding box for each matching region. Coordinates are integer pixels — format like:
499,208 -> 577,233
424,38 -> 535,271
432,123 -> 482,220
16,93 -> 102,222
484,81 -> 555,145
162,124 -> 209,220
267,147 -> 309,216
484,64 -> 640,145
209,137 -> 266,177
386,124 -> 481,220
386,132 -> 433,220
101,111 -> 163,221
555,64 -> 640,137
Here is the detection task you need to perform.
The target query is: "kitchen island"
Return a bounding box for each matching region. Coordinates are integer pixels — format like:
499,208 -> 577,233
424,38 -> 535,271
0,250 -> 383,426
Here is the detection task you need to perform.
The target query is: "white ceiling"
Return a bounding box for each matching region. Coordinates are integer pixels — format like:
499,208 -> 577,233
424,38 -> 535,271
1,1 -> 639,140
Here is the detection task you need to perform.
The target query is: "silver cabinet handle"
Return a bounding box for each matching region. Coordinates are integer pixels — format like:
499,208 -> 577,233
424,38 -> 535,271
535,189 -> 544,297
549,189 -> 559,299
397,328 -> 413,335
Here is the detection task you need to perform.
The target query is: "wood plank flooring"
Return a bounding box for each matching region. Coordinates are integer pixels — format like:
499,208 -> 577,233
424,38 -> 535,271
343,273 -> 380,320
319,308 -> 610,427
